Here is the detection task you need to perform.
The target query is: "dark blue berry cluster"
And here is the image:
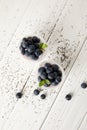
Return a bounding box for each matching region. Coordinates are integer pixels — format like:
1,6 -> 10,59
38,63 -> 62,87
19,36 -> 43,60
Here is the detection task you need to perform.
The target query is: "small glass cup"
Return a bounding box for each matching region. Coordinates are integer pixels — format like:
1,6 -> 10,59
19,35 -> 49,64
36,59 -> 64,88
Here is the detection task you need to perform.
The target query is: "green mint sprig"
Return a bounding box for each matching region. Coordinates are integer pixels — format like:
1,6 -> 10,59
39,79 -> 50,87
39,43 -> 48,50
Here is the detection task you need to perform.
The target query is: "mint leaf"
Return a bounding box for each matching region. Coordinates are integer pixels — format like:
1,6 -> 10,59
45,79 -> 50,85
39,43 -> 48,50
39,79 -> 50,87
39,80 -> 45,87
39,43 -> 43,49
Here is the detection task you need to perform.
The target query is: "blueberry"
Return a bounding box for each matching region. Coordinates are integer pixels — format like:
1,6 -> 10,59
28,45 -> 35,53
27,37 -> 33,44
32,36 -> 40,43
30,54 -> 39,60
21,38 -> 28,48
35,49 -> 43,57
45,63 -> 52,69
34,43 -> 39,49
51,77 -> 61,86
25,51 -> 31,57
38,76 -> 42,82
40,72 -> 47,79
49,79 -> 54,84
22,37 -> 28,42
19,45 -> 25,55
16,92 -> 23,99
40,94 -> 46,99
38,67 -> 46,74
46,66 -> 53,74
65,94 -> 72,100
81,83 -> 87,89
48,73 -> 55,80
52,64 -> 59,71
52,81 -> 59,86
54,72 -> 58,78
58,70 -> 62,77
34,89 -> 40,95
55,76 -> 61,83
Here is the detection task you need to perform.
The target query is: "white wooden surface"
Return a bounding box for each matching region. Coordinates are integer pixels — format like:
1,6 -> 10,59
0,0 -> 31,60
0,0 -> 87,130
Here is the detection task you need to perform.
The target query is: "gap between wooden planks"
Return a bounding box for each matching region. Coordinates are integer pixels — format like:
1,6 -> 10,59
2,0 -> 87,130
78,113 -> 87,130
0,0 -> 68,129
0,0 -> 32,60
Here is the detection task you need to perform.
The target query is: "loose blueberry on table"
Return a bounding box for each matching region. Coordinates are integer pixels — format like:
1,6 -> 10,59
38,63 -> 62,87
16,92 -> 23,99
65,94 -> 72,101
81,82 -> 87,89
34,89 -> 40,95
19,36 -> 48,60
40,94 -> 46,99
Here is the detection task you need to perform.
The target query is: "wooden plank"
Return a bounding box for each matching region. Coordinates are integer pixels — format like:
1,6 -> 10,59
41,40 -> 87,130
0,0 -> 68,129
79,113 -> 87,130
0,0 -> 31,60
2,0 -> 87,130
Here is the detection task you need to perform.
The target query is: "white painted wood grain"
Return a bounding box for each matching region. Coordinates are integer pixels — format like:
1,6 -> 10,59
0,0 -> 68,129
2,0 -> 87,130
41,40 -> 87,130
79,113 -> 87,130
0,0 -> 31,60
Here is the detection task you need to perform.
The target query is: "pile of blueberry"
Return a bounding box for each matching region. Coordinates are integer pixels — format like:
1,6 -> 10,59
19,36 -> 43,60
38,63 -> 62,87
